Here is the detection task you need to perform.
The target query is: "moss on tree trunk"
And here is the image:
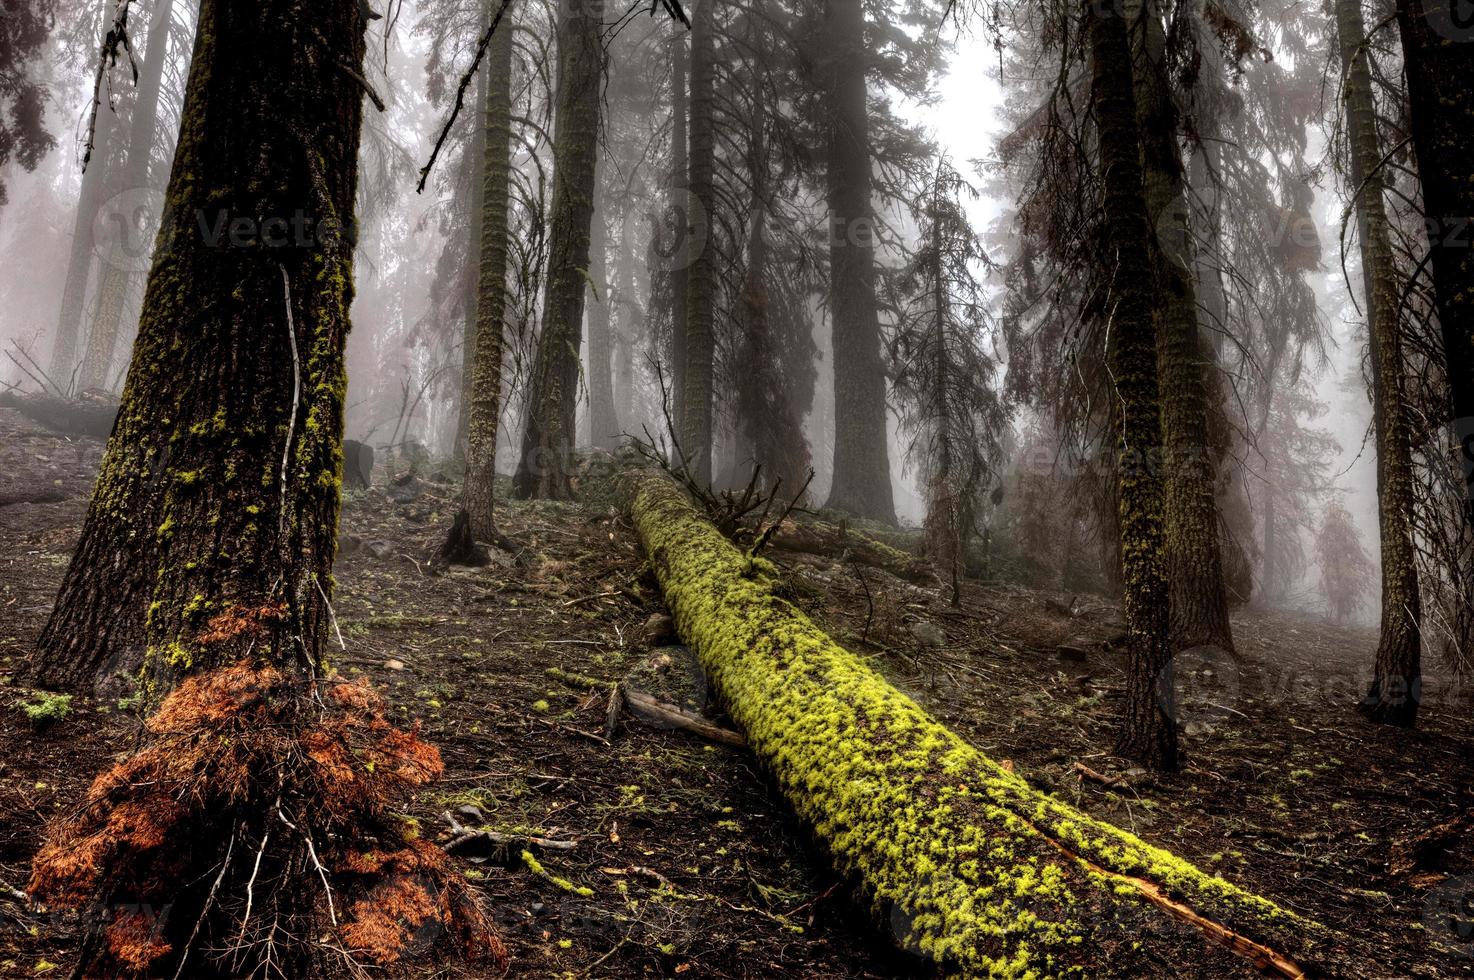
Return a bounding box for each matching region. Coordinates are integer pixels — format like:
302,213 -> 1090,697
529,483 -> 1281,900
1335,0 -> 1423,725
1088,0 -> 1179,769
620,468 -> 1332,978
512,0 -> 604,500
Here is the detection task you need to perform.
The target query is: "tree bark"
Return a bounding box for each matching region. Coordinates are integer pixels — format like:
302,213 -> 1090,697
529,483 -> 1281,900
1396,0 -> 1474,578
668,27 -> 689,417
680,0 -> 715,483
79,0 -> 180,394
455,24 -> 491,463
587,195 -> 619,450
1129,0 -> 1235,655
512,0 -> 604,499
1336,0 -> 1423,725
49,2 -> 121,385
462,6 -> 514,542
619,468 -> 1332,978
1089,0 -> 1179,770
29,0 -> 366,693
820,0 -> 895,524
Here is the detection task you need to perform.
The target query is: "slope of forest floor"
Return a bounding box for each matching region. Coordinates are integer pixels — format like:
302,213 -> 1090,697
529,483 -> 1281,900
1,407 -> 1471,978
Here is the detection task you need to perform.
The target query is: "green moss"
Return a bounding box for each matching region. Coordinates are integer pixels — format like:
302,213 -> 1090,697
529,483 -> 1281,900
18,692 -> 72,725
622,471 -> 1328,978
521,850 -> 593,897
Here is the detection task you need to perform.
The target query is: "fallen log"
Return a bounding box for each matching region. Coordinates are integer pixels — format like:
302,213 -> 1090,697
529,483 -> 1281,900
0,390 -> 118,438
620,469 -> 1340,978
770,517 -> 941,586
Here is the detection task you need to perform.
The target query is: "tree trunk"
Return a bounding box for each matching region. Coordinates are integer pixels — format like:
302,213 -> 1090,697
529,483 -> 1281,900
511,0 -> 604,499
1396,0 -> 1474,583
820,0 -> 895,524
668,28 -> 688,422
29,0 -> 364,693
79,0 -> 180,394
619,468 -> 1333,978
455,27 -> 491,462
587,196 -> 619,450
462,8 -> 514,542
1336,0 -> 1423,725
1129,0 -> 1235,654
49,2 -> 121,385
1088,0 -> 1179,770
680,0 -> 715,482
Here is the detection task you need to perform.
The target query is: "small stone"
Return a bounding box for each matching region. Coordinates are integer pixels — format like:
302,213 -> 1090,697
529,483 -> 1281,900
384,658 -> 406,671
645,612 -> 677,643
909,620 -> 946,648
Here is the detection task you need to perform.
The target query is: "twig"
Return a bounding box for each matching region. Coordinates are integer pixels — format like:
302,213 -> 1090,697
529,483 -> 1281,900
417,0 -> 516,192
278,807 -> 337,926
336,59 -> 385,111
277,264 -> 301,545
171,826 -> 236,980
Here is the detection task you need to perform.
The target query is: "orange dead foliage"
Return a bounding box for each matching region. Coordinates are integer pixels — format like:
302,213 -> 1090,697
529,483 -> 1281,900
29,661 -> 507,976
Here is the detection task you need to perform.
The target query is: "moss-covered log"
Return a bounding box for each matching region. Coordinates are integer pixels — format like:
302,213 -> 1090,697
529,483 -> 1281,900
621,469 -> 1338,978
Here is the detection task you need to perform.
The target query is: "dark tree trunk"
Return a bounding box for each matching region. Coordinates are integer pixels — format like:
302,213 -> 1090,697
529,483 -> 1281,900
680,0 -> 715,482
461,7 -> 514,542
820,0 -> 895,524
1089,0 -> 1179,771
29,0 -> 366,694
79,0 -> 180,394
1336,0 -> 1422,725
512,0 -> 604,499
1130,0 -> 1235,654
1396,0 -> 1474,548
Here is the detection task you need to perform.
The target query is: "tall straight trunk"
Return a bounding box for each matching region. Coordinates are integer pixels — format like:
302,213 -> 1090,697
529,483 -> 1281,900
455,36 -> 491,462
30,0 -> 365,693
1396,0 -> 1474,548
821,0 -> 895,523
1130,0 -> 1235,653
615,240 -> 637,426
680,0 -> 715,482
1189,141 -> 1256,606
462,10 -> 514,541
79,0 -> 180,393
49,2 -> 120,385
1336,0 -> 1422,725
1088,0 -> 1179,770
587,198 -> 619,449
512,0 -> 604,498
669,29 -> 688,420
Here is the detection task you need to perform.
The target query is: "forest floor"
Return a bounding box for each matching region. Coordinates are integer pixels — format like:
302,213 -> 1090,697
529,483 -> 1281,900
1,405 -> 1471,978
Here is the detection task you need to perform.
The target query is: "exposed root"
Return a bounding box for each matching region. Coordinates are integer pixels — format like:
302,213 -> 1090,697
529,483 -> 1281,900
29,663 -> 507,977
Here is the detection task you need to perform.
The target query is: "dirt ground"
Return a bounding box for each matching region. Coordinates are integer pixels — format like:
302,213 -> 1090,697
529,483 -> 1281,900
2,406 -> 1471,978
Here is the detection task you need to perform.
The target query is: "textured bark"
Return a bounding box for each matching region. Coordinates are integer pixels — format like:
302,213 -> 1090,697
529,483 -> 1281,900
1336,0 -> 1423,725
455,32 -> 491,462
1396,0 -> 1474,537
29,0 -> 367,693
619,468 -> 1332,978
586,197 -> 619,450
512,0 -> 604,499
680,0 -> 715,483
1130,0 -> 1235,654
79,0 -> 180,393
820,0 -> 895,524
1089,0 -> 1179,770
668,29 -> 688,416
462,9 -> 513,542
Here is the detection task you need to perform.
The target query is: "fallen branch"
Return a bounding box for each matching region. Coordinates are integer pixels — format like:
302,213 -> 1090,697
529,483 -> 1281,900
622,688 -> 746,748
618,468 -> 1341,978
